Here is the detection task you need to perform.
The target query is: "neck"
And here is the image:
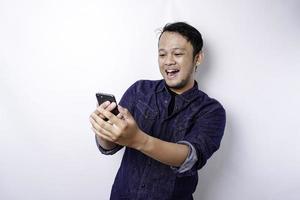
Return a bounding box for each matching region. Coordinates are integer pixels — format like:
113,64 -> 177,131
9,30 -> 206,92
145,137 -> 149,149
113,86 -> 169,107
168,80 -> 195,95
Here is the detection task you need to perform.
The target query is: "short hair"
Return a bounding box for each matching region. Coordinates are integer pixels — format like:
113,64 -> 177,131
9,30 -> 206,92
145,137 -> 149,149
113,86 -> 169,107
158,22 -> 203,57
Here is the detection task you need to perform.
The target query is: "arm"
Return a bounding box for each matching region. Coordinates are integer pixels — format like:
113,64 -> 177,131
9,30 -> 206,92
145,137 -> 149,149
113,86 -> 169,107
133,130 -> 189,167
184,107 -> 226,170
91,105 -> 190,167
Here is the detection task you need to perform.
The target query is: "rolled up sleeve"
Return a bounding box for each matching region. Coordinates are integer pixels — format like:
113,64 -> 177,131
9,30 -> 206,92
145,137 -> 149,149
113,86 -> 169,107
171,141 -> 198,173
183,107 -> 226,171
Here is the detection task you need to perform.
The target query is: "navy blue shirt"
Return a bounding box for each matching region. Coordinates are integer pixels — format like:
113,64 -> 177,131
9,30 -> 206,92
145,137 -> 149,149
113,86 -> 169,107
96,79 -> 226,200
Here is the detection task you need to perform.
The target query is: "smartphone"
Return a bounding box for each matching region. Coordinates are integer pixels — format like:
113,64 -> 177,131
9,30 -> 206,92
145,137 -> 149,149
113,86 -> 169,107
96,93 -> 119,116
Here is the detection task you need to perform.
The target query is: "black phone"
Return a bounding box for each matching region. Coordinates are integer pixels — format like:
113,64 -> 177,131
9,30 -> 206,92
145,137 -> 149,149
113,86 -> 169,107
96,93 -> 119,116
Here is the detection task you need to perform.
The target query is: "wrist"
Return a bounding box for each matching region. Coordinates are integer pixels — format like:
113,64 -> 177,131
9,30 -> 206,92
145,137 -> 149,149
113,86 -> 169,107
131,129 -> 150,151
96,134 -> 116,150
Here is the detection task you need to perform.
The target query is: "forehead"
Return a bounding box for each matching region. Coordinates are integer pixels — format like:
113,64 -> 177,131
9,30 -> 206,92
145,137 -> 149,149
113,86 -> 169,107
158,31 -> 192,51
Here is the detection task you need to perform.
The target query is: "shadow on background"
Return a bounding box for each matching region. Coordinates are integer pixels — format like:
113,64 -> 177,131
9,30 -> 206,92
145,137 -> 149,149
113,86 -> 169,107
193,45 -> 235,199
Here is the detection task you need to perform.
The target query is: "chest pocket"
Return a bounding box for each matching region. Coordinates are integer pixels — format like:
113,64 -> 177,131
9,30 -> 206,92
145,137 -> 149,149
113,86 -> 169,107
135,100 -> 158,133
174,117 -> 194,141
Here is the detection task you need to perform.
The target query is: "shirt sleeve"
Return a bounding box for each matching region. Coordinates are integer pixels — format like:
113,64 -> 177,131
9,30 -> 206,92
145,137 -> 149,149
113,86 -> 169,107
118,80 -> 139,112
183,106 -> 226,172
95,135 -> 123,155
170,141 -> 198,173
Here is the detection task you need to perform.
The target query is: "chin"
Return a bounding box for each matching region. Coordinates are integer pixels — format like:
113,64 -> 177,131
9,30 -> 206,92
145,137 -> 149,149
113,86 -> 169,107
165,79 -> 184,89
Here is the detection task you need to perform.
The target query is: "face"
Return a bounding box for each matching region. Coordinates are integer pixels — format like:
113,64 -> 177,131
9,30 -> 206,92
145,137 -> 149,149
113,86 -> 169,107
158,31 -> 201,94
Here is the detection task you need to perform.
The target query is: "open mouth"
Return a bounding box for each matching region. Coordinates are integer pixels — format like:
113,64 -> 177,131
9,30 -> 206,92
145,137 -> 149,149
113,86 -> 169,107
165,69 -> 180,78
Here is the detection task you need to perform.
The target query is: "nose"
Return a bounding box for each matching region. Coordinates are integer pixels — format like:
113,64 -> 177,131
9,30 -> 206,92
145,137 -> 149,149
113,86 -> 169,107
165,54 -> 176,66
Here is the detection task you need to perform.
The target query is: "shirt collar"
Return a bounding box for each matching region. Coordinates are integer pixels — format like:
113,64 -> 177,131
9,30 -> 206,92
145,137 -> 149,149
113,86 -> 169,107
156,79 -> 202,102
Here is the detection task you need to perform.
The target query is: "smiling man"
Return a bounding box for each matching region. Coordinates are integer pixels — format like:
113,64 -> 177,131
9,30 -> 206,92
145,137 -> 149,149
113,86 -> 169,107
90,22 -> 226,200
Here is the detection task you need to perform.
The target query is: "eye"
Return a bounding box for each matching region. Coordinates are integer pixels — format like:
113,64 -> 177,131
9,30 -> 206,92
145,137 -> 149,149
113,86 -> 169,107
159,54 -> 166,57
174,53 -> 184,56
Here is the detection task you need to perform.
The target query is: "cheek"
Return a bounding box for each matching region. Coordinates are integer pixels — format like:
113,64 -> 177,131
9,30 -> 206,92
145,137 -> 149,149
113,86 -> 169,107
176,57 -> 188,65
158,59 -> 164,69
158,57 -> 165,64
158,64 -> 164,74
179,62 -> 194,76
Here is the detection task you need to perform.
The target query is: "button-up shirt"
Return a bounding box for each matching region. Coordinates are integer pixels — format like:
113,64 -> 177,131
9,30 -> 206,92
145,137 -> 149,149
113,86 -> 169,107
95,79 -> 226,200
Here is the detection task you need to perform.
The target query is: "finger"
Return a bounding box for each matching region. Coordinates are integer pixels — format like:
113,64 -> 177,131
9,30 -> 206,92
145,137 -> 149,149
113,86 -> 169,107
89,116 -> 102,131
90,111 -> 106,120
118,105 -> 132,120
91,122 -> 112,138
91,112 -> 108,126
106,120 -> 113,125
96,107 -> 122,127
97,101 -> 116,119
100,101 -> 110,108
102,102 -> 118,121
92,124 -> 119,143
90,116 -> 113,132
91,127 -> 114,142
91,113 -> 116,133
106,102 -> 117,112
116,113 -> 124,119
90,117 -> 116,139
94,101 -> 110,115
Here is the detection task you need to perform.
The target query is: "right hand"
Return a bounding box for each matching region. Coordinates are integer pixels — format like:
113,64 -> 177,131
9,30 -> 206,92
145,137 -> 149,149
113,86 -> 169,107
89,101 -> 123,142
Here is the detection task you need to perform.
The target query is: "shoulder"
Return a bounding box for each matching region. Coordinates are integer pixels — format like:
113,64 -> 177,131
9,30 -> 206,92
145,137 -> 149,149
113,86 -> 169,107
127,79 -> 163,94
194,89 -> 226,118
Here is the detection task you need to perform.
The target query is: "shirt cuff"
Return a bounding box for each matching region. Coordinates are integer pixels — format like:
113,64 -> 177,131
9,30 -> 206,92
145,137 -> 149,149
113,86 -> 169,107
171,141 -> 198,173
95,135 -> 122,155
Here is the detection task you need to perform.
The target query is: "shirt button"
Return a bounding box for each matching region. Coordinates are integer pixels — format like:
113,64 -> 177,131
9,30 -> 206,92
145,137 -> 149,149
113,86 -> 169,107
141,184 -> 145,188
164,100 -> 168,104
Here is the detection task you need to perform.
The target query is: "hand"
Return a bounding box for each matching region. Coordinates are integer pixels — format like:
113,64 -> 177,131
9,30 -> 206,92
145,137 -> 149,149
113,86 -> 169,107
90,105 -> 147,149
94,101 -> 123,121
90,101 -> 123,143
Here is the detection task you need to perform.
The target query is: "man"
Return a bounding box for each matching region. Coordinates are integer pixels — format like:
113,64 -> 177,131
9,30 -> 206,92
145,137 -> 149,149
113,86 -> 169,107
89,22 -> 226,200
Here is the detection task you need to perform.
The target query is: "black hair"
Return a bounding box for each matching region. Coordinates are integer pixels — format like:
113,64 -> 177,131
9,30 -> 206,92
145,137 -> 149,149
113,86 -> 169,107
158,22 -> 203,58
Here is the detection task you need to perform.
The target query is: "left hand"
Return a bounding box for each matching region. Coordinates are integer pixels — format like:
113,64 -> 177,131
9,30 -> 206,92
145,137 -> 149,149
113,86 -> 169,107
90,105 -> 145,148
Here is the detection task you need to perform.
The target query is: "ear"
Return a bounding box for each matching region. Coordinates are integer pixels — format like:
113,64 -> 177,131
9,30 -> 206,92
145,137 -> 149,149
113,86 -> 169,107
195,51 -> 204,66
194,51 -> 204,71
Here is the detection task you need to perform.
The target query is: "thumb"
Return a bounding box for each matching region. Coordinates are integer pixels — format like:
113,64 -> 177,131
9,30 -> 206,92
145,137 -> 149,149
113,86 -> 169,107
118,105 -> 132,120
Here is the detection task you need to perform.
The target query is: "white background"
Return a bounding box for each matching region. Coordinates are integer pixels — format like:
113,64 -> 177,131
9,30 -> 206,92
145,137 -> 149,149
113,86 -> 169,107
1,0 -> 299,199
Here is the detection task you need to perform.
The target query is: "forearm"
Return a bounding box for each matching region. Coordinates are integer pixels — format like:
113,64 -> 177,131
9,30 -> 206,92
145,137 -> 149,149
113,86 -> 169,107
133,130 -> 190,167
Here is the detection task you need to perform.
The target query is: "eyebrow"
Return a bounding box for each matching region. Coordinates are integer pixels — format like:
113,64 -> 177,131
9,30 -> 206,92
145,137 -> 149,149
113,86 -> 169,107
158,47 -> 186,51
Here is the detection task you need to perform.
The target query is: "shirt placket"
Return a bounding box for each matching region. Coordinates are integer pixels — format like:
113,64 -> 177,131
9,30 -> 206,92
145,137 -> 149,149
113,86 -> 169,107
135,158 -> 153,200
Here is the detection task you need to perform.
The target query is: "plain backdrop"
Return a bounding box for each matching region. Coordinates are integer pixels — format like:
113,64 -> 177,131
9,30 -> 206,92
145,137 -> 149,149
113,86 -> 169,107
1,0 -> 299,199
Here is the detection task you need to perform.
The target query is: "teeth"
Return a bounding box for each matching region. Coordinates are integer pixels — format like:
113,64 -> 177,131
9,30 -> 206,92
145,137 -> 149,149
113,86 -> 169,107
166,69 -> 179,73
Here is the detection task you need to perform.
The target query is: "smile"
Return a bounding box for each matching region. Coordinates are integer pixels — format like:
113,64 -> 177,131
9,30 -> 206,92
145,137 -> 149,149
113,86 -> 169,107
165,69 -> 180,77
